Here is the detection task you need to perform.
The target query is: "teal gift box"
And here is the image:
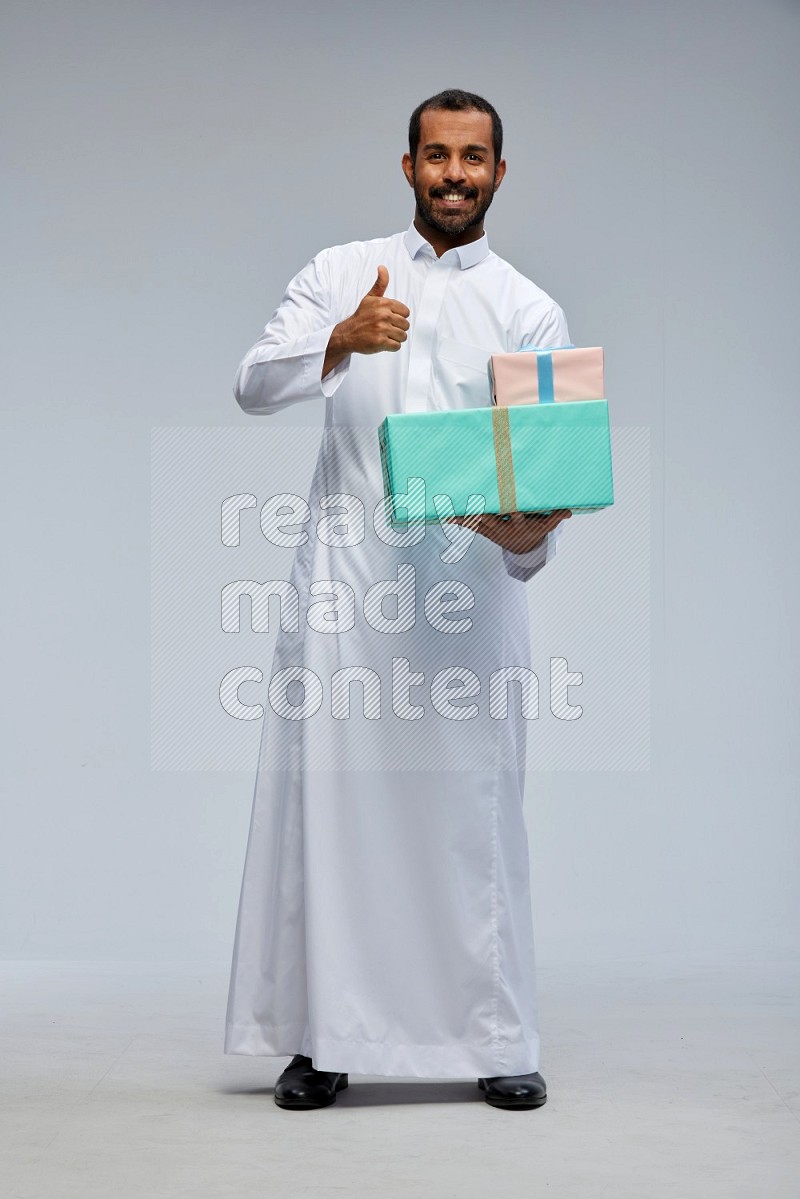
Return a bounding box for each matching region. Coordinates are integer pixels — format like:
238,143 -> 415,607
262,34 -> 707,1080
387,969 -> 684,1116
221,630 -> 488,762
378,401 -> 614,526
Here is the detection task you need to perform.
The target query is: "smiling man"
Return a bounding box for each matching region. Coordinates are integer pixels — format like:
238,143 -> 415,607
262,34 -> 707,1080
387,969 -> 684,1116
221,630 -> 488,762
406,103 -> 506,246
225,89 -> 573,1111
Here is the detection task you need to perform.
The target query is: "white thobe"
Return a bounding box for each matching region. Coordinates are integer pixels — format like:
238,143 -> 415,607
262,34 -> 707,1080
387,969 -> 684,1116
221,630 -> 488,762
224,222 -> 571,1078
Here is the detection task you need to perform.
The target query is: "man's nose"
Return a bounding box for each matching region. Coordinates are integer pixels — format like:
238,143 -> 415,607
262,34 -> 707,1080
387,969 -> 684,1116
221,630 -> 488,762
443,157 -> 467,184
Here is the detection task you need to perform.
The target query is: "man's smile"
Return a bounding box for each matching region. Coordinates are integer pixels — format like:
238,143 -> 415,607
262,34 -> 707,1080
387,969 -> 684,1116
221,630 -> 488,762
431,189 -> 477,209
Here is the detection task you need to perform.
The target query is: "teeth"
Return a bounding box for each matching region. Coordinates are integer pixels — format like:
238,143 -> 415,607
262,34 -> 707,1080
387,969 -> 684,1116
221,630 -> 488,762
443,193 -> 467,201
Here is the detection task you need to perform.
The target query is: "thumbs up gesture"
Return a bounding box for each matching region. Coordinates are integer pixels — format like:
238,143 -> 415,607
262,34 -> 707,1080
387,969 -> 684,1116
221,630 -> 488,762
368,265 -> 390,298
339,265 -> 411,355
322,264 -> 411,380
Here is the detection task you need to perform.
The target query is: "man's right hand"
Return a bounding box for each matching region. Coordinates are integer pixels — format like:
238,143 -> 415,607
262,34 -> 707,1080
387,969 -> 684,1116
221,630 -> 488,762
342,266 -> 411,354
322,266 -> 410,378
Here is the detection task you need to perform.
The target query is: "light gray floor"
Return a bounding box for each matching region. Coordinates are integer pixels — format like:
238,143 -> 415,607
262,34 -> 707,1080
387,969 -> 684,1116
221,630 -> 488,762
2,957 -> 798,1198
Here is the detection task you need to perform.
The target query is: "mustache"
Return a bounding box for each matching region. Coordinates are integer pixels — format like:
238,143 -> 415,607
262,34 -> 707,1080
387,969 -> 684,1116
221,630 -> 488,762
430,187 -> 478,199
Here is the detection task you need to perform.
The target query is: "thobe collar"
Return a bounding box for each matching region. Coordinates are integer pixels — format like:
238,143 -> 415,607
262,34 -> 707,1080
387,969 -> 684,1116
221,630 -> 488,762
403,221 -> 490,270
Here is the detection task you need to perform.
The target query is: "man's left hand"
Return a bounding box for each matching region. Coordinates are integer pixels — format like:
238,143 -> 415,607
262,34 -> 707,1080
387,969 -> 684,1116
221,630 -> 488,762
448,509 -> 572,553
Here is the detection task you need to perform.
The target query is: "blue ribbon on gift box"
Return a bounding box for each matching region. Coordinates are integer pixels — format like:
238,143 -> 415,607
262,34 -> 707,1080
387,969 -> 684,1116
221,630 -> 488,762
518,343 -> 574,404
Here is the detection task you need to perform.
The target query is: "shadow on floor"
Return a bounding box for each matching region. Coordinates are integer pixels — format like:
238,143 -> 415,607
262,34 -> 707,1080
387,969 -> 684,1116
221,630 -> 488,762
217,1080 -> 487,1106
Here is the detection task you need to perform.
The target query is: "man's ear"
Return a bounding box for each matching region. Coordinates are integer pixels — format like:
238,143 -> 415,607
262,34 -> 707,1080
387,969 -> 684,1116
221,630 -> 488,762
401,152 -> 415,188
493,157 -> 507,192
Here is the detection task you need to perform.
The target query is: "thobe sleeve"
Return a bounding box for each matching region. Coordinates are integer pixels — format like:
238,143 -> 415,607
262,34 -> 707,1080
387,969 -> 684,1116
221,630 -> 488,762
502,522 -> 564,582
501,299 -> 571,583
233,249 -> 351,414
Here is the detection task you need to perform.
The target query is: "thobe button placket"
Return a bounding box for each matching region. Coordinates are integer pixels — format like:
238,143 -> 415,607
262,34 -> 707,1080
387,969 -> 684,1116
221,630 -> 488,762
404,258 -> 454,414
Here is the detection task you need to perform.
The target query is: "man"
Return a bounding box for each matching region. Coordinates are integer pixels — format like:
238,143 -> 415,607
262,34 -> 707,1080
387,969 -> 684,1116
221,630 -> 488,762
224,89 -> 573,1111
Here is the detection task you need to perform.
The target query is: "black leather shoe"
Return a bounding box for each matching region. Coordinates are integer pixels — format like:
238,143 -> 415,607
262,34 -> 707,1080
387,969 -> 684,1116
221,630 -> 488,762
478,1070 -> 547,1110
274,1054 -> 349,1110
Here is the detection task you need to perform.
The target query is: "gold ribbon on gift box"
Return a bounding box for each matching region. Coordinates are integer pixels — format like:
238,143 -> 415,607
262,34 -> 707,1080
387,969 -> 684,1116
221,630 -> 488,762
492,406 -> 518,514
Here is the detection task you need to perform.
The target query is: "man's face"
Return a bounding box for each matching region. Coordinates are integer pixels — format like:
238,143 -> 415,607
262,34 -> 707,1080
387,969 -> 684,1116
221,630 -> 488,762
402,108 -> 506,238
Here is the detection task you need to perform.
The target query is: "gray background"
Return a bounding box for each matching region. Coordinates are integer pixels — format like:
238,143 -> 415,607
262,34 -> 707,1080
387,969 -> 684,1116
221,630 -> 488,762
1,0 -> 797,968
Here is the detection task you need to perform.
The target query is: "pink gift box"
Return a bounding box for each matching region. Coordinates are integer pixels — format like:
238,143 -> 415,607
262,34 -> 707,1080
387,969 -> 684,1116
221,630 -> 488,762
490,346 -> 605,407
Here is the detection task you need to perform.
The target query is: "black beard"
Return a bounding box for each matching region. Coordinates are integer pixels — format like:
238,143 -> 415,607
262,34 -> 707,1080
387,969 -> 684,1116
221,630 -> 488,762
413,183 -> 495,237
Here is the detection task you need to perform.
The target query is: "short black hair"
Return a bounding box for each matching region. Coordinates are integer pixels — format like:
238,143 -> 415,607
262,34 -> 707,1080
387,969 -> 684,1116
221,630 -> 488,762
408,89 -> 503,167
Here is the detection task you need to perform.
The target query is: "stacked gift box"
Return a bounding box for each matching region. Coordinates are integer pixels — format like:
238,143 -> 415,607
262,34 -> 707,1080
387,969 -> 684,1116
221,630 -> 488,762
378,344 -> 613,527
